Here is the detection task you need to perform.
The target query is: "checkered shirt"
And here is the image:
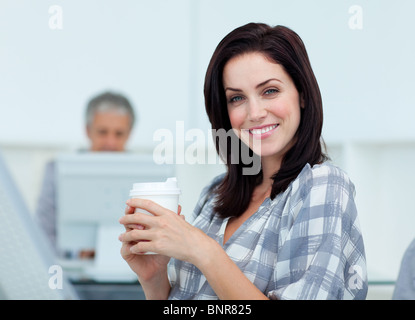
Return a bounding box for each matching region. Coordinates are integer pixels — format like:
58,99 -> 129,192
167,162 -> 368,300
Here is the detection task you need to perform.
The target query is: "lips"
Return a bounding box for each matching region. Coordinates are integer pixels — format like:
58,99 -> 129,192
248,124 -> 279,135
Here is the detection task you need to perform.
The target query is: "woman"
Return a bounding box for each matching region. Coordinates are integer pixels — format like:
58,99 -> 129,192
119,23 -> 368,300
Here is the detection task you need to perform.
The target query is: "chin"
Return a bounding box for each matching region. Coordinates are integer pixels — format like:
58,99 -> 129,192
248,142 -> 282,157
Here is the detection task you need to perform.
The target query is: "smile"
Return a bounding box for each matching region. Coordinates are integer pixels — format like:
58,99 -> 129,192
248,124 -> 279,135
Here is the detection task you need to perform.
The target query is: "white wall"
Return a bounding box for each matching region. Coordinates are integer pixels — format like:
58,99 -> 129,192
1,0 -> 415,290
191,0 -> 415,141
0,0 -> 192,148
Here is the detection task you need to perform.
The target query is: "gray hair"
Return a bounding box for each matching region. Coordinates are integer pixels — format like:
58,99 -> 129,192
85,91 -> 136,129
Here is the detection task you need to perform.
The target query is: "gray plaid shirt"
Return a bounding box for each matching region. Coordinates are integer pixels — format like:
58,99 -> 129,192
168,162 -> 368,300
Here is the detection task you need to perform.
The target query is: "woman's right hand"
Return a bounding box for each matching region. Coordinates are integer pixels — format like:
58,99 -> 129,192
119,204 -> 171,282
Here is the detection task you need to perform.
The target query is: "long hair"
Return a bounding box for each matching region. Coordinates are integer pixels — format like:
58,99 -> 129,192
204,23 -> 328,219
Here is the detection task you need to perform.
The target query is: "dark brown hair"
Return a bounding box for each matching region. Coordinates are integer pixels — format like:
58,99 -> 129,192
204,23 -> 328,219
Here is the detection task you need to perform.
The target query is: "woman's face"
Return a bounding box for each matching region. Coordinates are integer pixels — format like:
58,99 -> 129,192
223,52 -> 302,162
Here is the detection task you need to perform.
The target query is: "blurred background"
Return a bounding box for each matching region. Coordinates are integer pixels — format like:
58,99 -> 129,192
1,0 -> 415,299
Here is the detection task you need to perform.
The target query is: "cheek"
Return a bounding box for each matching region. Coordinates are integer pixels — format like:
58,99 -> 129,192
227,108 -> 245,129
271,98 -> 301,125
286,100 -> 302,128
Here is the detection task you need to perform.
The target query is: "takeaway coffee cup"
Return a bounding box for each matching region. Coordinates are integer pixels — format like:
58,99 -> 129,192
129,177 -> 181,254
129,177 -> 181,214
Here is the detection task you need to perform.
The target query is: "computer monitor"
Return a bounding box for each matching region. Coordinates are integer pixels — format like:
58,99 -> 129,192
0,151 -> 78,299
55,152 -> 175,281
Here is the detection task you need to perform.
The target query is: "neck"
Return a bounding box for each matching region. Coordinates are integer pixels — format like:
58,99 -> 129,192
260,155 -> 282,183
252,155 -> 281,200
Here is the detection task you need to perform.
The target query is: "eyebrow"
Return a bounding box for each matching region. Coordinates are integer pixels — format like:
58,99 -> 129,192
225,78 -> 282,92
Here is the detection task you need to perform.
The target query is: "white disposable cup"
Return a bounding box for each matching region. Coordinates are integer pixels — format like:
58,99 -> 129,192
129,177 -> 180,254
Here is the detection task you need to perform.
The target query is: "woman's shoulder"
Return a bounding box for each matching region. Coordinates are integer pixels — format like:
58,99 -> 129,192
403,238 -> 415,257
201,172 -> 226,197
299,161 -> 353,184
303,161 -> 350,178
190,172 -> 225,220
290,161 -> 356,198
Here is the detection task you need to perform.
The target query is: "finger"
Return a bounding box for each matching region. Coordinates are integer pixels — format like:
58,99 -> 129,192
126,224 -> 145,230
122,206 -> 139,231
125,205 -> 135,215
127,198 -> 176,216
119,228 -> 152,243
119,212 -> 154,227
120,240 -> 144,258
130,240 -> 154,255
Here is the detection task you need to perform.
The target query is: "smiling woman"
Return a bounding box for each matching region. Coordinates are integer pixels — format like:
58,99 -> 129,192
224,54 -> 301,161
204,24 -> 326,219
119,22 -> 368,300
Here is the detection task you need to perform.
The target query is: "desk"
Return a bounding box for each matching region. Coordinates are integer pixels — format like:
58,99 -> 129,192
61,257 -> 144,299
71,280 -> 146,300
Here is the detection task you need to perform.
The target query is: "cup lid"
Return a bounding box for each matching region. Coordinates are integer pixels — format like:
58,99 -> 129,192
129,177 -> 181,196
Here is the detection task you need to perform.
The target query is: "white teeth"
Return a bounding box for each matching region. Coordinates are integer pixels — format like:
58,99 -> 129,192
250,124 -> 278,135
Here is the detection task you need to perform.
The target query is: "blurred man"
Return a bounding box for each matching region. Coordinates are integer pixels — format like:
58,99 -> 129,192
35,91 -> 136,252
85,92 -> 135,152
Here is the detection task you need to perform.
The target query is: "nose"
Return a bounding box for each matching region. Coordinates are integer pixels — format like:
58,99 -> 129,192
103,134 -> 121,151
247,98 -> 267,122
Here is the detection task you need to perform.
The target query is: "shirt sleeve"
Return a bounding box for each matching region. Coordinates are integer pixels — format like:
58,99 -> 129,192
267,165 -> 368,300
